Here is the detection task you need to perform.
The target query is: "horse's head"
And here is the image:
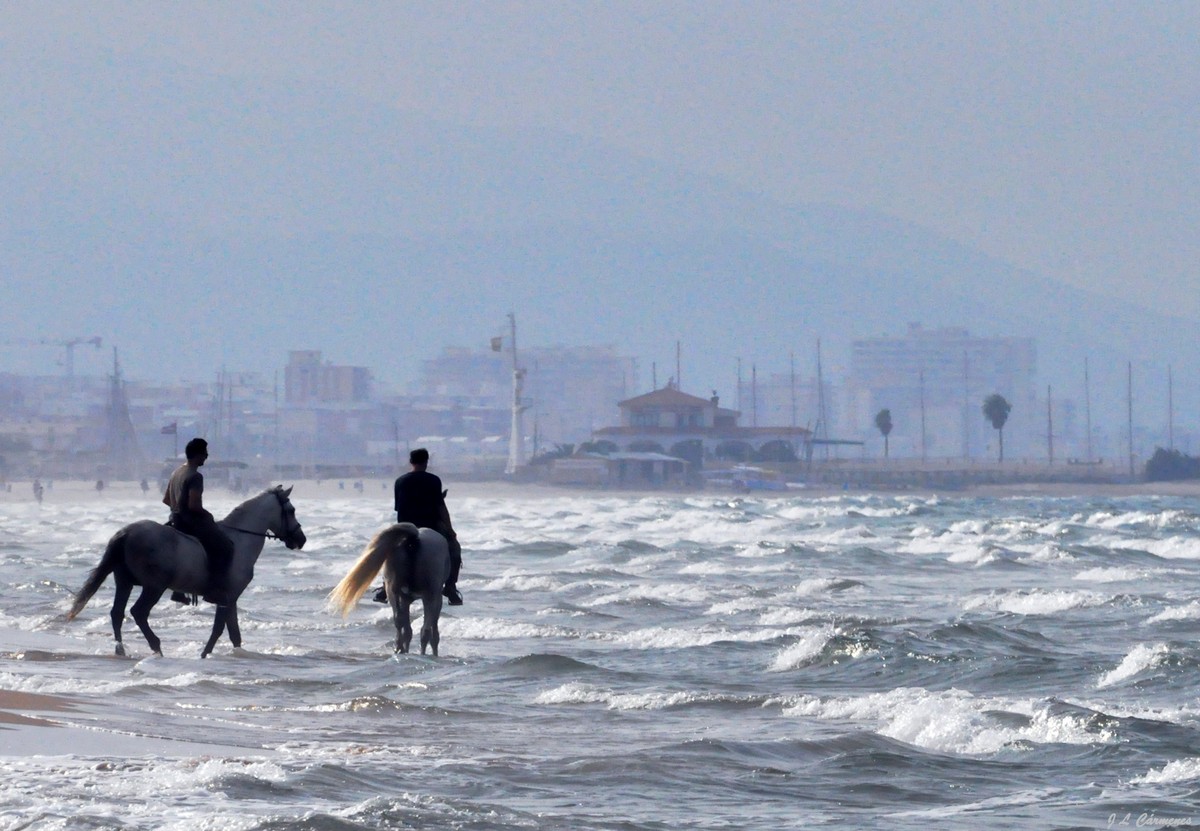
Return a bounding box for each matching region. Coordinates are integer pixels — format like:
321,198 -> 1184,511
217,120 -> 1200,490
269,485 -> 307,550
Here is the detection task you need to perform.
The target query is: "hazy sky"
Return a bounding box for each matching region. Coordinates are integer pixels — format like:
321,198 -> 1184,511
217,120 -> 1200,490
8,1 -> 1197,324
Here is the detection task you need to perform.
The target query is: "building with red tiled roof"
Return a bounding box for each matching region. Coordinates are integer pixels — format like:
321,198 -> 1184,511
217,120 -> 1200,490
591,383 -> 812,468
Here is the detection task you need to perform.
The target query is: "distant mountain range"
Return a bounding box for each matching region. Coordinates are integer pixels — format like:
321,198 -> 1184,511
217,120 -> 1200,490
1,50 -> 1195,442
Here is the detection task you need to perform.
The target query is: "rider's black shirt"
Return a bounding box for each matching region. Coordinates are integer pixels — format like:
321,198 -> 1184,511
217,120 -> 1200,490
393,469 -> 446,530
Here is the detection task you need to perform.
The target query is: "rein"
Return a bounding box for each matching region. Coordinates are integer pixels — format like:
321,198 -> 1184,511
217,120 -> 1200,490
221,490 -> 299,545
225,526 -> 284,540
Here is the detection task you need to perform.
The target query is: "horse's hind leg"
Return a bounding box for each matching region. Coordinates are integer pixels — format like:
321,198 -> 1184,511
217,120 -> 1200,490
390,594 -> 413,654
110,578 -> 134,657
420,594 -> 443,657
129,587 -> 166,656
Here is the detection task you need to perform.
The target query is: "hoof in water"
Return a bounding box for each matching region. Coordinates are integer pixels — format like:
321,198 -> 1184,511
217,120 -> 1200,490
114,643 -> 125,657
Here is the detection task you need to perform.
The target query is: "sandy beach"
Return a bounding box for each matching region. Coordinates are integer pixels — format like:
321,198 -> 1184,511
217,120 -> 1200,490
0,690 -> 75,727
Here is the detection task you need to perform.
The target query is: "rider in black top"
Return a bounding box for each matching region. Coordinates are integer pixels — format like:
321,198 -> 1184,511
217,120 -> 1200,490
163,437 -> 234,605
375,447 -> 463,605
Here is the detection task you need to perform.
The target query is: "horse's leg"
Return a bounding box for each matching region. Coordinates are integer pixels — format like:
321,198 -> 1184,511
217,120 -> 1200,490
201,606 -> 230,659
129,587 -> 166,656
225,605 -> 242,649
420,593 -> 443,657
110,576 -> 134,657
390,591 -> 412,654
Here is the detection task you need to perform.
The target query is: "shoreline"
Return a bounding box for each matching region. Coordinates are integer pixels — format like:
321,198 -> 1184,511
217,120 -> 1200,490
2,476 -> 1200,504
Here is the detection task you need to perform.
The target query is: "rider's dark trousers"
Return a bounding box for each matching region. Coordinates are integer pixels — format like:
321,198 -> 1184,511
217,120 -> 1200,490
174,513 -> 235,580
444,531 -> 462,586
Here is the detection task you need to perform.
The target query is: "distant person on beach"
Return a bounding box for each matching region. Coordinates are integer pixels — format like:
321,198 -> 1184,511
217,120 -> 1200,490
374,447 -> 463,605
162,437 -> 234,605
32,479 -> 43,504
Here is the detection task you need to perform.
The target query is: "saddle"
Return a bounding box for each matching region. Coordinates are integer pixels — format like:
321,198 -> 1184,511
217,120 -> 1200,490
164,519 -> 212,605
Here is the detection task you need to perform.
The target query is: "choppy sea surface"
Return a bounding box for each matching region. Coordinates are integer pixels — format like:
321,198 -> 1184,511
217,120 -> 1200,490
3,483 -> 1200,830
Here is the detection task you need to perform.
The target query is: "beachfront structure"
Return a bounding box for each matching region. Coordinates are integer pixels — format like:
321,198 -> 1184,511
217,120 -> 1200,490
591,384 -> 812,467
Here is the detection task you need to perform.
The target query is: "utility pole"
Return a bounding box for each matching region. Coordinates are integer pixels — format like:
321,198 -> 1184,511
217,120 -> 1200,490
1127,361 -> 1134,479
1047,385 -> 1053,466
1084,357 -> 1093,463
789,351 -> 797,429
505,312 -> 527,475
1168,364 -> 1175,451
736,358 -> 743,413
962,351 -> 970,461
751,364 -> 758,428
919,368 -> 927,462
676,341 -> 682,391
506,314 -> 525,477
815,339 -> 829,459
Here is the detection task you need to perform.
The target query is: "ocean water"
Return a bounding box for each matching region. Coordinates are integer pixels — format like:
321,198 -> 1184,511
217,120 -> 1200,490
3,484 -> 1200,830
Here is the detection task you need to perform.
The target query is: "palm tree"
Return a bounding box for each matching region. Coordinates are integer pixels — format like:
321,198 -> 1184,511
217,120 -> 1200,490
874,408 -> 893,458
982,393 -> 1012,462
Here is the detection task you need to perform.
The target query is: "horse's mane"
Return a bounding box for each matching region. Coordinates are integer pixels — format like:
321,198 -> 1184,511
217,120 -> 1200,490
222,485 -> 284,526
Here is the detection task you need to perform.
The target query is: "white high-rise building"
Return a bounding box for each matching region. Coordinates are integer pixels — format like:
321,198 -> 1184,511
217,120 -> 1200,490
850,324 -> 1037,460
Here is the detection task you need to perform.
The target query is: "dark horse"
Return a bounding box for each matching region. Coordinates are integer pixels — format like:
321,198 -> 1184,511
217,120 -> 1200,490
67,485 -> 306,658
328,523 -> 451,656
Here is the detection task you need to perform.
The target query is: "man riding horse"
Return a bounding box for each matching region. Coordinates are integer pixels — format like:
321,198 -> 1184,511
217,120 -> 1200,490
374,447 -> 463,605
163,437 -> 235,605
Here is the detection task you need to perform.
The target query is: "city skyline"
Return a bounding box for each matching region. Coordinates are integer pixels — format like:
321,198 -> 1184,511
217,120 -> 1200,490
1,323 -> 1189,481
3,5 -> 1198,438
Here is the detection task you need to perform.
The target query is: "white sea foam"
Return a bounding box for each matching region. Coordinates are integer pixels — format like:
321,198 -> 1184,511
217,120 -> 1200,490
769,625 -> 836,671
754,607 -> 823,627
604,623 -> 785,649
586,582 -> 712,606
780,687 -> 1114,755
1018,543 -> 1072,564
1138,536 -> 1200,560
1097,643 -> 1169,688
964,589 -> 1106,616
705,596 -> 767,616
440,616 -> 573,641
1130,757 -> 1200,784
899,534 -> 994,564
1074,566 -> 1157,583
945,544 -> 1002,565
1146,600 -> 1200,624
535,681 -> 730,710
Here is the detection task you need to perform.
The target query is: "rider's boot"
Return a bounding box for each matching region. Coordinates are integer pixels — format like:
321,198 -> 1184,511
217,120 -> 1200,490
442,583 -> 463,606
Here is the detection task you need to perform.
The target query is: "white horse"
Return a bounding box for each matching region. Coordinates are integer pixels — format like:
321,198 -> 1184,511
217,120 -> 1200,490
67,485 -> 307,658
328,523 -> 451,656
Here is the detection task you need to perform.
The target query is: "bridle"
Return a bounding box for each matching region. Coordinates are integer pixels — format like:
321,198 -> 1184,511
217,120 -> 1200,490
226,489 -> 303,547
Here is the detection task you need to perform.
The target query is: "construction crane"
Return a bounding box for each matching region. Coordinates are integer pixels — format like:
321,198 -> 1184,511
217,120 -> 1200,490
0,336 -> 103,377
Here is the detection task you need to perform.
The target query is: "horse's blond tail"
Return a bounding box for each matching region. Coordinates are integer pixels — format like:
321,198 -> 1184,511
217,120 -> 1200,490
328,524 -> 412,617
